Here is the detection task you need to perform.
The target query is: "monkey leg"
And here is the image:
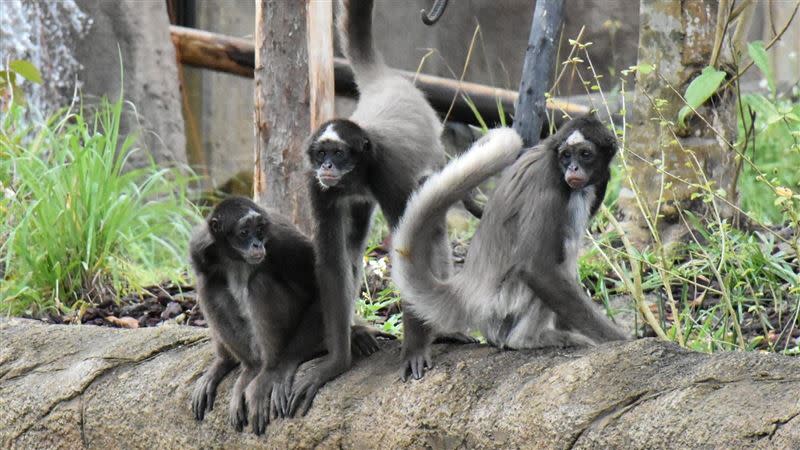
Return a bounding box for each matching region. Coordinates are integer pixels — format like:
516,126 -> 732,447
191,343 -> 237,421
228,365 -> 258,432
523,269 -> 629,343
400,217 -> 451,381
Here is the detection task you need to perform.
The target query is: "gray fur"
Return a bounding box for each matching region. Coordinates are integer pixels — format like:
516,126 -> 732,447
393,116 -> 628,350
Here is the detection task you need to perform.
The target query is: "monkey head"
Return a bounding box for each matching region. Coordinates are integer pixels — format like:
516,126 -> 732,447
554,114 -> 617,190
208,197 -> 269,265
307,119 -> 372,189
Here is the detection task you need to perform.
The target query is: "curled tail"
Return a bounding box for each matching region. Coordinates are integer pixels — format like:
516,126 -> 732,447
338,0 -> 385,85
392,128 -> 523,332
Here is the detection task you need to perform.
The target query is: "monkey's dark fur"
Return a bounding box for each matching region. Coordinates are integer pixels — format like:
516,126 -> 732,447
190,197 -> 386,435
288,0 -> 470,417
393,115 -> 629,349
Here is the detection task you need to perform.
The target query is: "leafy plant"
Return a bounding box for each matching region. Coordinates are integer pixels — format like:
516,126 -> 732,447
0,60 -> 43,107
0,95 -> 199,316
677,66 -> 727,127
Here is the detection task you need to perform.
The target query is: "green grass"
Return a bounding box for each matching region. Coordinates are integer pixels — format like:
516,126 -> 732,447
737,93 -> 800,223
0,97 -> 200,316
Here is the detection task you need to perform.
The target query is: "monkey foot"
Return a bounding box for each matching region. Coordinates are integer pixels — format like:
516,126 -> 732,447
191,375 -> 219,421
400,348 -> 433,382
351,324 -> 396,358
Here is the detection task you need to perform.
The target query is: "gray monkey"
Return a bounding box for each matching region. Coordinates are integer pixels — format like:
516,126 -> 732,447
393,116 -> 629,350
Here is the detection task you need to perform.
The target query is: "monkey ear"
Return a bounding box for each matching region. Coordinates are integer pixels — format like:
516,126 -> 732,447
209,217 -> 222,233
361,137 -> 371,152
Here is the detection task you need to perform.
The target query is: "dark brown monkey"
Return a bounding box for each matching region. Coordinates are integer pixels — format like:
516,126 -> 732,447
189,196 -> 387,434
287,0 -> 484,417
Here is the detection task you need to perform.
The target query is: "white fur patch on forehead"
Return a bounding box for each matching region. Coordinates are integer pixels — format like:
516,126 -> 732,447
565,130 -> 586,146
238,209 -> 261,224
316,124 -> 345,144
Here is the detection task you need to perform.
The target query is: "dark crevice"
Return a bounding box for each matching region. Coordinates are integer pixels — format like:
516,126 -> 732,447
567,391 -> 650,449
768,410 -> 800,440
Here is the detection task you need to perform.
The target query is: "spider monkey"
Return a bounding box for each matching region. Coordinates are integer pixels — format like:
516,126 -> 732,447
189,197 -> 389,435
393,115 -> 629,350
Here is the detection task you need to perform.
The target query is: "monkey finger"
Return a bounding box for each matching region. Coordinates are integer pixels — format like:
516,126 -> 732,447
298,386 -> 319,417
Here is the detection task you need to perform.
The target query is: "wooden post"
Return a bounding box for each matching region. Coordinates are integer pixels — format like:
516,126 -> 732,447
306,0 -> 335,129
253,0 -> 318,234
513,0 -> 564,147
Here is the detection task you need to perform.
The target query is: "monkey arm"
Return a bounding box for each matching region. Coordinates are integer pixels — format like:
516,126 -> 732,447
522,269 -> 629,343
287,201 -> 354,417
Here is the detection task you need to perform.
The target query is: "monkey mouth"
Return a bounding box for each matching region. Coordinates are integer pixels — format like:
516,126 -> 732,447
318,175 -> 340,188
566,177 -> 588,189
244,252 -> 266,264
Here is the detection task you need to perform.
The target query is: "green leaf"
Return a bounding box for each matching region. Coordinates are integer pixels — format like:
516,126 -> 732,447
747,41 -> 774,96
677,66 -> 727,127
637,63 -> 655,75
9,60 -> 42,84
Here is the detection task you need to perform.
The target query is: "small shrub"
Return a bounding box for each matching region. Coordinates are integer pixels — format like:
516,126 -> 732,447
0,97 -> 200,316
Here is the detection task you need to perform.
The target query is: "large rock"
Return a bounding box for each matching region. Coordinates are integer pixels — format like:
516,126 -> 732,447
1,318 -> 798,448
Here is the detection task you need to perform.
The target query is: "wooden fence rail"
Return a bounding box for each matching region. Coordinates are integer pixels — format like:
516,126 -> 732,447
169,25 -> 588,128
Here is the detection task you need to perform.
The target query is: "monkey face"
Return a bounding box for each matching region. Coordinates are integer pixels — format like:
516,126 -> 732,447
311,142 -> 356,188
557,130 -> 601,190
307,120 -> 370,189
230,219 -> 267,264
209,207 -> 269,265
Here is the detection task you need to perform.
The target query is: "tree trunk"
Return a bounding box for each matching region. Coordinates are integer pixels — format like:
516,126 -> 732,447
620,0 -> 741,244
253,0 -> 315,234
513,0 -> 565,147
2,319 -> 798,449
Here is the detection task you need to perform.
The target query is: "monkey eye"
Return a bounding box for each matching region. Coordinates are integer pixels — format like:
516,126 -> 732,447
316,150 -> 325,159
239,229 -> 248,238
334,150 -> 343,158
580,150 -> 592,159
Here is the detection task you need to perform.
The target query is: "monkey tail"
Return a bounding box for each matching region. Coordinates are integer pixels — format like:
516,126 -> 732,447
338,0 -> 386,85
392,128 -> 523,332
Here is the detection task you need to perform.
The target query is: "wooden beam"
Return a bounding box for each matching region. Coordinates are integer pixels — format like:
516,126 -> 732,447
169,25 -> 588,128
305,0 -> 335,130
170,26 -> 254,77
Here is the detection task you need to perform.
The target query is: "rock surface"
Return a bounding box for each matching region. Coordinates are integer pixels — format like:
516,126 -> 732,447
1,318 -> 798,449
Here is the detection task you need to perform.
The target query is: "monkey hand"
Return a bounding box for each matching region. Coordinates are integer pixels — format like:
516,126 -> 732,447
245,371 -> 278,435
228,392 -> 247,431
191,374 -> 219,421
287,356 -> 348,417
351,324 -> 396,358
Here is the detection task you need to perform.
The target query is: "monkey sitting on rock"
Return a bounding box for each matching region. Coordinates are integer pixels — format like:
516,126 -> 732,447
393,115 -> 630,350
189,196 -> 388,435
